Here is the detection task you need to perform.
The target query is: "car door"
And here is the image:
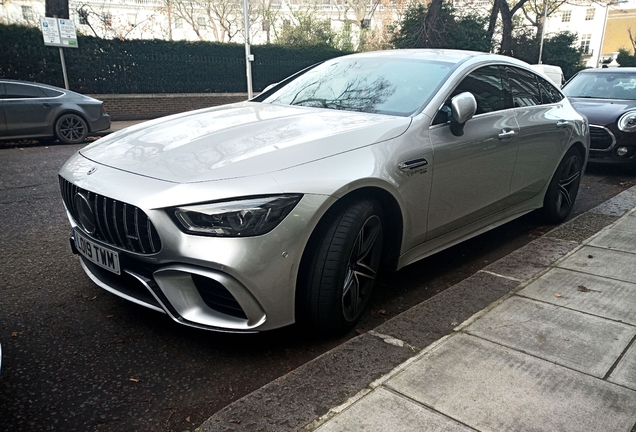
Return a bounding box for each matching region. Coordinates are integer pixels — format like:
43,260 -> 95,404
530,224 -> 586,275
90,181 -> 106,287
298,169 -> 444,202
506,67 -> 573,204
426,65 -> 520,240
3,83 -> 55,137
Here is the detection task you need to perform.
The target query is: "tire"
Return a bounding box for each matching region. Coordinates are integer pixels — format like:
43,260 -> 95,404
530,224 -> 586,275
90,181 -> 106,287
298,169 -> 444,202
55,113 -> 88,144
542,146 -> 583,224
299,200 -> 384,334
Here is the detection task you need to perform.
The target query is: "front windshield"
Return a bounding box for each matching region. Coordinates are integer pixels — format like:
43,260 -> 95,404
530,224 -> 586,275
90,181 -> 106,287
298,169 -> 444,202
260,57 -> 456,117
563,71 -> 636,100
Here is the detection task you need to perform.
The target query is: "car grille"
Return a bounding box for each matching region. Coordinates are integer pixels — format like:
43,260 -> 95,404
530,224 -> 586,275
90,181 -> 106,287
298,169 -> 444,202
59,176 -> 162,254
589,126 -> 615,151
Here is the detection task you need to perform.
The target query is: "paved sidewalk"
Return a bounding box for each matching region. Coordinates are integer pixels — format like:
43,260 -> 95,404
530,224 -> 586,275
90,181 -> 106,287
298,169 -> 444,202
307,206 -> 636,431
197,186 -> 636,432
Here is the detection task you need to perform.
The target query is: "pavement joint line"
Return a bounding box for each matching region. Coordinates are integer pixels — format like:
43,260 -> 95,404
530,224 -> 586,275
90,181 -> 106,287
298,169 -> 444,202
303,333 -> 457,431
378,386 -> 481,432
460,332 -> 636,390
514,292 -> 636,328
477,269 -> 522,282
604,333 -> 636,380
367,330 -> 419,352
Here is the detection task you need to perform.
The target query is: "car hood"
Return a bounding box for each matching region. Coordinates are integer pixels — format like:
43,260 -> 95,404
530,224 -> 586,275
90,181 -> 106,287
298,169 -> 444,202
569,97 -> 636,125
80,102 -> 411,183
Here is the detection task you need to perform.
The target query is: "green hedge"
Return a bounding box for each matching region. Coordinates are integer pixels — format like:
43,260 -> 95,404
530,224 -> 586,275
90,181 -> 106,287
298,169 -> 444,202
0,24 -> 349,93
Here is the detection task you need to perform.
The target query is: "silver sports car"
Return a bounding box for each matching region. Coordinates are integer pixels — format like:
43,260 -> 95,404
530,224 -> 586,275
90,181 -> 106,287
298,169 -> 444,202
59,50 -> 589,333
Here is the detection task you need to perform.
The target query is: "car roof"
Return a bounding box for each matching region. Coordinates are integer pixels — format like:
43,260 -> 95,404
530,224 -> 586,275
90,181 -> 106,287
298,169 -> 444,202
578,68 -> 636,73
338,49 -> 530,67
0,79 -> 67,92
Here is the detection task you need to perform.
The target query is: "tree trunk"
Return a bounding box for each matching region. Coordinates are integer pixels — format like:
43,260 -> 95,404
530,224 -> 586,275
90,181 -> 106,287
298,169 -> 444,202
486,0 -> 501,44
422,0 -> 443,47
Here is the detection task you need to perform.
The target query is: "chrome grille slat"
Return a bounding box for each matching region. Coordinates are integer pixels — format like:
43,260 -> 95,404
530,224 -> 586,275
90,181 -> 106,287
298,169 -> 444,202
589,125 -> 615,151
58,176 -> 161,255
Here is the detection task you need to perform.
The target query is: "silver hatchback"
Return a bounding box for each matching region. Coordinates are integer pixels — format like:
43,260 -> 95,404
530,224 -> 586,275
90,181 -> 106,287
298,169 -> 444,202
59,50 -> 589,334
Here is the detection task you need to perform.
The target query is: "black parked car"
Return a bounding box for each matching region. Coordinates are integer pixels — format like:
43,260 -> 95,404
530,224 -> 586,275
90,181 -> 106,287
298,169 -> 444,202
563,68 -> 636,164
0,80 -> 111,144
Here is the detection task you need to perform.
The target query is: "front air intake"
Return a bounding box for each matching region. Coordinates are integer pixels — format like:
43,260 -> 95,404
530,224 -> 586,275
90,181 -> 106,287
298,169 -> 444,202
191,274 -> 247,319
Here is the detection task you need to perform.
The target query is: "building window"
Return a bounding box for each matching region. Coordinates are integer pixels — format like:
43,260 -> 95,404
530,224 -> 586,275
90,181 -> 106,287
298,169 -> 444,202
580,34 -> 592,55
197,16 -> 206,28
561,10 -> 571,22
262,21 -> 270,31
127,14 -> 136,24
585,8 -> 595,20
174,17 -> 183,29
21,6 -> 34,21
361,19 -> 371,29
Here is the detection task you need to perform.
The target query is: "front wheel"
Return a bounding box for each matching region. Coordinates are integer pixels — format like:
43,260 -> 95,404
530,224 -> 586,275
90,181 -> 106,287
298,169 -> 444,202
299,200 -> 384,334
542,147 -> 583,223
55,113 -> 88,144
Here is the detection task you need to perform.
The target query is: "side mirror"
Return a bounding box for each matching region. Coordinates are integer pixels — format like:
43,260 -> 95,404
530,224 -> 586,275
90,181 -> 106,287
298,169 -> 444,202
450,92 -> 477,136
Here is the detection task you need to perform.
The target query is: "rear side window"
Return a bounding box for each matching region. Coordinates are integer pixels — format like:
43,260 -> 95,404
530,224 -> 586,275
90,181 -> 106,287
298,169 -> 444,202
4,83 -> 47,98
0,83 -> 5,98
538,76 -> 564,104
452,65 -> 506,115
507,67 -> 541,107
42,88 -> 64,97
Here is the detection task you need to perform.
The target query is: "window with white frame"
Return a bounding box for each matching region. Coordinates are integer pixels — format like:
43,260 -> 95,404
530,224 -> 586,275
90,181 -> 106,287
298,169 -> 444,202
174,17 -> 183,29
561,10 -> 571,22
580,34 -> 592,55
21,6 -> 34,21
197,16 -> 206,28
102,12 -> 112,27
585,8 -> 595,20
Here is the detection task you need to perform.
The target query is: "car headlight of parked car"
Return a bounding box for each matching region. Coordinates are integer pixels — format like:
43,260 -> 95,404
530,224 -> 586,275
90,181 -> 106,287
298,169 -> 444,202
172,195 -> 303,237
618,110 -> 636,133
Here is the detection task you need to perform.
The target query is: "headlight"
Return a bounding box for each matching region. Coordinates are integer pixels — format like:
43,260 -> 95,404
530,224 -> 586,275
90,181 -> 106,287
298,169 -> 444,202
172,195 -> 302,237
618,111 -> 636,132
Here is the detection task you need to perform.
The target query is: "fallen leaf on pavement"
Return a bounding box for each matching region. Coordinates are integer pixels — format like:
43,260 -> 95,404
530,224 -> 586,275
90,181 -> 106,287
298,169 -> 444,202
554,293 -> 562,298
356,328 -> 367,335
578,285 -> 590,292
588,255 -> 594,259
11,332 -> 19,337
229,419 -> 241,424
129,378 -> 140,383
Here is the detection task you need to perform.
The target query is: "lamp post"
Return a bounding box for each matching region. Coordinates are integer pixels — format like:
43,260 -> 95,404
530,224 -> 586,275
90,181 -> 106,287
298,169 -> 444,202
243,0 -> 253,99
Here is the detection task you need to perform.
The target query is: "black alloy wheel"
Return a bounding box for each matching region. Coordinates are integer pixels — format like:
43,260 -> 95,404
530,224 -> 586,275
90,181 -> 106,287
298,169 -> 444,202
299,199 -> 384,334
543,147 -> 583,223
55,113 -> 88,144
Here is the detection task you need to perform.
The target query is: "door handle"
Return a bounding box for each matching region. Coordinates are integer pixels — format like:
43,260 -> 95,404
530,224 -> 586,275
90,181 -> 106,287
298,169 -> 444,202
498,130 -> 516,140
556,120 -> 570,128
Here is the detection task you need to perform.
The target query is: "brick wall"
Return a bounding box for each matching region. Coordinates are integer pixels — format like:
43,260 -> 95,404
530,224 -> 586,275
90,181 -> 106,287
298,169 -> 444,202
90,93 -> 250,121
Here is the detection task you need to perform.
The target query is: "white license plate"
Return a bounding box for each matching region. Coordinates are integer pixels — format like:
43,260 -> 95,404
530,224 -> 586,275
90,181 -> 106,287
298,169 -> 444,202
74,229 -> 121,275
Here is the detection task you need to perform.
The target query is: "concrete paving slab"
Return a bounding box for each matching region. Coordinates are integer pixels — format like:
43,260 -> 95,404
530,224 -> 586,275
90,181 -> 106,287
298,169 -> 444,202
374,272 -> 519,349
558,246 -> 636,285
386,334 -> 636,432
519,268 -> 636,325
609,341 -> 636,391
545,212 -> 618,243
464,296 -> 636,377
591,188 -> 636,217
482,237 -> 577,281
315,387 -> 474,432
611,214 -> 636,233
589,227 -> 636,254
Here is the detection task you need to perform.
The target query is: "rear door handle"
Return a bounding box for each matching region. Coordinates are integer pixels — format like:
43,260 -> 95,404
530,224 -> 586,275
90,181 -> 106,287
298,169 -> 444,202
498,130 -> 516,140
556,120 -> 570,128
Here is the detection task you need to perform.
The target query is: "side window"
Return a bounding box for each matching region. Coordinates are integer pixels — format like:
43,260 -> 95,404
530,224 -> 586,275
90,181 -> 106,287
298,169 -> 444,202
507,67 -> 541,107
432,65 -> 506,125
4,83 -> 47,99
537,76 -> 564,104
42,88 -> 64,97
452,65 -> 506,115
0,83 -> 6,98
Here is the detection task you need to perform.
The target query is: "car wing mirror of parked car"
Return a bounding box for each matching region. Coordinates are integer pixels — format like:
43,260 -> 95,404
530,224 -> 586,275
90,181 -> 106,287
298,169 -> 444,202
450,92 -> 477,137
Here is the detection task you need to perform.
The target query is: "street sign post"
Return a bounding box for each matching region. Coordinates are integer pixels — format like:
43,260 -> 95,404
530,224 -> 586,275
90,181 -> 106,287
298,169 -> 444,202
40,17 -> 78,90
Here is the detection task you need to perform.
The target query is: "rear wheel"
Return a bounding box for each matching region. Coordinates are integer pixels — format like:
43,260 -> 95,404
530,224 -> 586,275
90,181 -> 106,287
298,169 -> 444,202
299,200 -> 384,334
542,146 -> 583,223
55,113 -> 88,144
